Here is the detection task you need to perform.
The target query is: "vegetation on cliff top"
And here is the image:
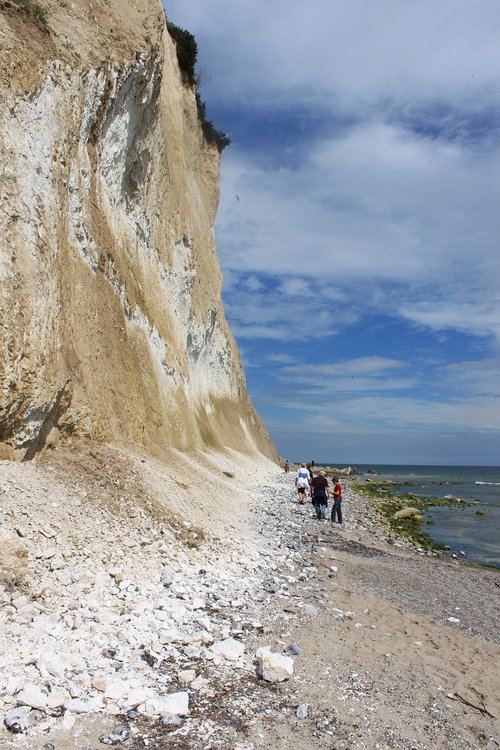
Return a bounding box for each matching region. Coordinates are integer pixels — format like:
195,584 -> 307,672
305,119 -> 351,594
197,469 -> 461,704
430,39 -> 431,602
166,19 -> 231,153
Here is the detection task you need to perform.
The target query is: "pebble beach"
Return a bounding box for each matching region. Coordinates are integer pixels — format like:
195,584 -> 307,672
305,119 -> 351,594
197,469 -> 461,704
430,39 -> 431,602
0,445 -> 499,749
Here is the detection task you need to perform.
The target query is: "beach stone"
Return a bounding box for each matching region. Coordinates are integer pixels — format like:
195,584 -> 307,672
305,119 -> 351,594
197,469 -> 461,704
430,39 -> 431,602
37,652 -> 68,679
211,637 -> 245,661
190,676 -> 209,691
178,669 -> 196,684
141,691 -> 189,718
256,646 -> 294,682
62,711 -> 76,731
16,685 -> 49,711
99,724 -> 130,745
160,572 -> 173,587
64,696 -> 103,713
102,678 -> 133,701
162,715 -> 184,727
296,703 -> 309,719
393,507 -> 421,520
5,675 -> 25,696
123,687 -> 155,710
446,617 -> 460,624
287,643 -> 302,656
303,604 -> 318,616
46,690 -> 68,710
4,706 -> 30,733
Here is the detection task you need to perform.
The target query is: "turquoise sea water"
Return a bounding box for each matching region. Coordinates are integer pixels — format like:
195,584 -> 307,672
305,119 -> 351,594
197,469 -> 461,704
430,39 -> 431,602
350,465 -> 500,570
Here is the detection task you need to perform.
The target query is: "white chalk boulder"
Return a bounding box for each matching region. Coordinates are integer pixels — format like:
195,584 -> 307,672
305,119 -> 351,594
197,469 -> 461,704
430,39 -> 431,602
256,646 -> 294,682
141,691 -> 189,718
211,637 -> 245,661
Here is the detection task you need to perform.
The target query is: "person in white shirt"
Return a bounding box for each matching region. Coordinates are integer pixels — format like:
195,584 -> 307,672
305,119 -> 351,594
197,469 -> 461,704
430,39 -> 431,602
295,463 -> 311,504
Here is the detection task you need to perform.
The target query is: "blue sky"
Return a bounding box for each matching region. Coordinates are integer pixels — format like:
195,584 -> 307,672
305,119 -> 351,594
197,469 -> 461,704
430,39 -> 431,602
165,0 -> 500,465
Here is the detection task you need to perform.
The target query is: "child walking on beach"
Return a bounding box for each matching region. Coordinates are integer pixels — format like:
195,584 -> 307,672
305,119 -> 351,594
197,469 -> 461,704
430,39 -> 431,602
331,476 -> 343,524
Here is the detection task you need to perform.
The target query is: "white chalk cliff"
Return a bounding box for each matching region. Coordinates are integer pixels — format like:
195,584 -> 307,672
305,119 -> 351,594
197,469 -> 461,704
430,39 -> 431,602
0,0 -> 278,462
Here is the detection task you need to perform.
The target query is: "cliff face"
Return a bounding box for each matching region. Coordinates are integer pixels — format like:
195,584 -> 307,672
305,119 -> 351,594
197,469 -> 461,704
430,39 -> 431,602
0,0 -> 278,462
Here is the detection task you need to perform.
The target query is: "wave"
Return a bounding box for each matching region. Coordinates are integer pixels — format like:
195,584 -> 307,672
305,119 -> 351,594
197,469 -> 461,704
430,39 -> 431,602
475,481 -> 500,486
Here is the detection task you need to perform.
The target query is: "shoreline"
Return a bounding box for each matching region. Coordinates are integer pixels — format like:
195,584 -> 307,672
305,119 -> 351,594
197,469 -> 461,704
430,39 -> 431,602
297,462 -> 500,571
1,448 -> 499,749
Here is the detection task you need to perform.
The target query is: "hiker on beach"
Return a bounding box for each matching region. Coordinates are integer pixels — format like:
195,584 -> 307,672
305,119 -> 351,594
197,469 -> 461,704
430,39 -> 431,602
284,460 -> 289,473
295,463 -> 311,504
311,470 -> 329,520
331,475 -> 343,524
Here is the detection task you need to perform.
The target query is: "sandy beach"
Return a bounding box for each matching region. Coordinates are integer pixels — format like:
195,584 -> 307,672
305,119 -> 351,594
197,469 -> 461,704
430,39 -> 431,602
0,446 -> 499,749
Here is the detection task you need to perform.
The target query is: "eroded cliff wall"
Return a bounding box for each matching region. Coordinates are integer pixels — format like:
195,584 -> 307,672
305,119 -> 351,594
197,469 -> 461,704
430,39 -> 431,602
0,0 -> 278,462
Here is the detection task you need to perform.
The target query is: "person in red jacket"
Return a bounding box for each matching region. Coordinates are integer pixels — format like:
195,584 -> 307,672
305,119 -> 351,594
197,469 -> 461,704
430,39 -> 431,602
331,476 -> 343,524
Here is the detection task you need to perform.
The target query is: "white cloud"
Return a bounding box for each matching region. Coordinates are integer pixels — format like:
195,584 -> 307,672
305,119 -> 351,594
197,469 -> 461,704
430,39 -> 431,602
224,277 -> 357,340
218,120 -> 500,284
443,358 -> 500,396
167,0 -> 500,111
400,303 -> 500,346
273,392 -> 500,433
282,356 -> 406,377
262,355 -> 500,436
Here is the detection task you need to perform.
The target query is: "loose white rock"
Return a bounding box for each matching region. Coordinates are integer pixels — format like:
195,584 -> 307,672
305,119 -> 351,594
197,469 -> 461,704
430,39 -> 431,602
141,691 -> 189,718
178,669 -> 196,684
16,685 -> 48,711
296,703 -> 309,719
211,637 -> 245,661
256,646 -> 294,682
64,696 -> 103,713
37,653 -> 68,679
4,706 -> 30,733
302,604 -> 318,616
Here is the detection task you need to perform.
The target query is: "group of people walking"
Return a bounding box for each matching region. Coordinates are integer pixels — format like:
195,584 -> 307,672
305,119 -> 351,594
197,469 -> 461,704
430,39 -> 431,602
294,463 -> 343,523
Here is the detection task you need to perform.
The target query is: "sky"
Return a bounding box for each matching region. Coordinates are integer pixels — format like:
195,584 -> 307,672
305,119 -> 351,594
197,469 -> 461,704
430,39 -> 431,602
165,0 -> 500,466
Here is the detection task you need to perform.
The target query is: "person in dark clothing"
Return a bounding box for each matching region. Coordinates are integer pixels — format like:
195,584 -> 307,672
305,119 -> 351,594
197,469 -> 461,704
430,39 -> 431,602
311,471 -> 329,520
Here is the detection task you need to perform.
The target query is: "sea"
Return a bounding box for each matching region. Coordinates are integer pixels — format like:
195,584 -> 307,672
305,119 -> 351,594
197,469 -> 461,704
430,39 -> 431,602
347,465 -> 500,570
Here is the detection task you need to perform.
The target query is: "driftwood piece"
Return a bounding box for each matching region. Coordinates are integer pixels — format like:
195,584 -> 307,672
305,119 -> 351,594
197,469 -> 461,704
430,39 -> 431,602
448,691 -> 495,719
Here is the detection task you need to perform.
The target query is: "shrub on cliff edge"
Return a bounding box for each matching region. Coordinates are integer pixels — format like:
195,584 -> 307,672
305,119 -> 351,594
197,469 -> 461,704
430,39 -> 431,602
167,18 -> 231,153
195,94 -> 231,153
166,20 -> 198,85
